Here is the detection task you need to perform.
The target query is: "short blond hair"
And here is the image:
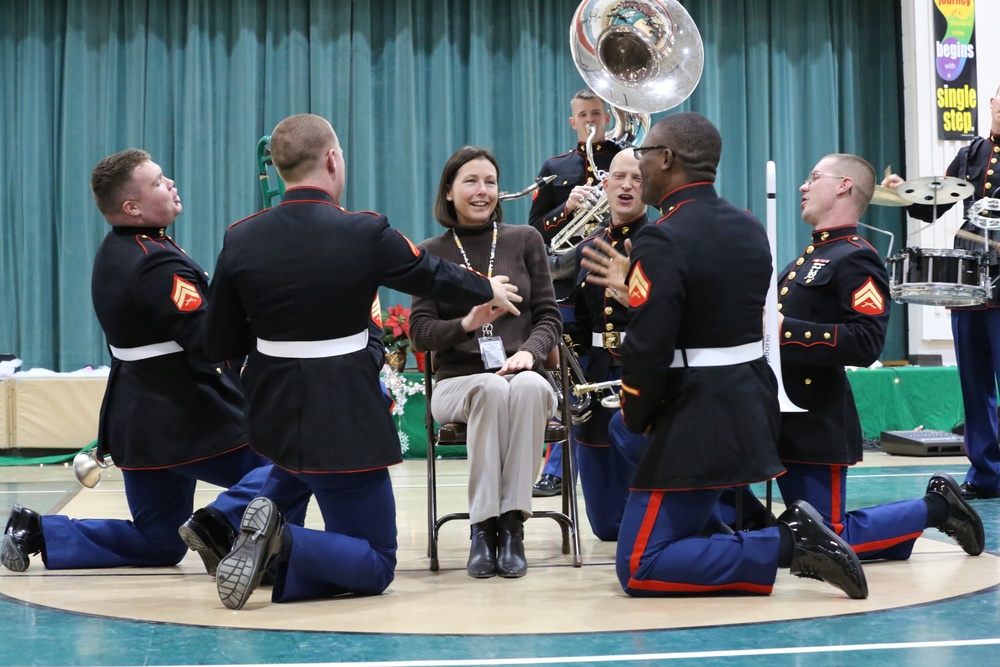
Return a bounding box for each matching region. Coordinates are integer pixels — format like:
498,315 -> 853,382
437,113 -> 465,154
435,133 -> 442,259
270,114 -> 337,182
826,153 -> 876,212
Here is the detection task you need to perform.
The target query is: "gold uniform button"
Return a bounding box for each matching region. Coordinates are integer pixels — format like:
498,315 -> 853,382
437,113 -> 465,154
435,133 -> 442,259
806,245 -> 815,254
784,331 -> 792,339
820,232 -> 829,241
852,236 -> 859,241
216,368 -> 222,374
988,170 -> 995,176
777,303 -> 783,311
605,323 -> 614,331
994,146 -> 1000,153
604,307 -> 613,315
581,282 -> 587,288
668,206 -> 675,212
780,287 -> 788,295
605,289 -> 613,298
796,257 -> 805,266
988,183 -> 993,189
788,271 -> 796,279
824,332 -> 831,339
562,180 -> 569,185
804,332 -> 812,339
993,157 -> 998,164
805,278 -> 813,284
622,227 -> 629,234
804,378 -> 812,385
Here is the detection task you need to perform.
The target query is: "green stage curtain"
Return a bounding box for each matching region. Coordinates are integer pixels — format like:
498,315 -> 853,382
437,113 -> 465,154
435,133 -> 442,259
0,0 -> 904,371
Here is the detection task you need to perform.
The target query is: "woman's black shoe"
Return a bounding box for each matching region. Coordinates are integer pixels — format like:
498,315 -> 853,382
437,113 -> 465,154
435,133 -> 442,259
497,510 -> 527,578
467,517 -> 498,578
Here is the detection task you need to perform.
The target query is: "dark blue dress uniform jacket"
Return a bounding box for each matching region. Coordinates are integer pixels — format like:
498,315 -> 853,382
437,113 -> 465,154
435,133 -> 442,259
91,226 -> 248,468
619,183 -> 783,490
528,140 -> 623,243
567,214 -> 649,444
777,225 -> 890,465
203,187 -> 494,473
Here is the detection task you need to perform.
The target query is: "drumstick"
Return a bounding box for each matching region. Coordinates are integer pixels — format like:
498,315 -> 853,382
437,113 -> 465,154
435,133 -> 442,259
955,228 -> 1000,250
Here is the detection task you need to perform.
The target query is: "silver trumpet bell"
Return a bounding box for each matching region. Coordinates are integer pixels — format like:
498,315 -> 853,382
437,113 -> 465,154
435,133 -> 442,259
570,0 -> 704,114
73,446 -> 113,489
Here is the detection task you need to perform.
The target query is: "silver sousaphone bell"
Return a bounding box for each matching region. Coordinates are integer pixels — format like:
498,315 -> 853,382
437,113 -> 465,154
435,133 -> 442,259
570,0 -> 705,115
73,446 -> 114,488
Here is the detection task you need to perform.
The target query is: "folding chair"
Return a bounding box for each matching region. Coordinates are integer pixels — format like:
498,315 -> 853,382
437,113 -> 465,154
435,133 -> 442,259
424,341 -> 583,571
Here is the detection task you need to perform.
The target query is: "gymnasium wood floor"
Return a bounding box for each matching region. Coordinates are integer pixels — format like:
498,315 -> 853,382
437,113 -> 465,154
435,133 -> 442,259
2,453 -> 1000,666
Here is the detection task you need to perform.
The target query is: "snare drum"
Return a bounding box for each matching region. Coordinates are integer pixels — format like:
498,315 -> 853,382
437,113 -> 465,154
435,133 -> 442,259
886,247 -> 987,307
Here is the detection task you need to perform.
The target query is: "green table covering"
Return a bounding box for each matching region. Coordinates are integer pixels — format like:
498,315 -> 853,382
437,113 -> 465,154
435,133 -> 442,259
846,366 -> 964,440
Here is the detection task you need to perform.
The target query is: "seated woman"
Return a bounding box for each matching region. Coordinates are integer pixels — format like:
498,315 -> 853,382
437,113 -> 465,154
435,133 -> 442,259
410,146 -> 561,579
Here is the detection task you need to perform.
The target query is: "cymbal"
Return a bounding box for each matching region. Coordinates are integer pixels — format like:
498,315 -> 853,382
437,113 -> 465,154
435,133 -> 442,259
871,185 -> 911,207
897,176 -> 975,205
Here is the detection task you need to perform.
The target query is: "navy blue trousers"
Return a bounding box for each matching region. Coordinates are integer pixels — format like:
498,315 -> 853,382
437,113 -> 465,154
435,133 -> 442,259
952,308 -> 1000,492
207,380 -> 392,531
616,488 -> 782,596
40,446 -> 266,569
265,466 -> 397,603
741,461 -> 928,560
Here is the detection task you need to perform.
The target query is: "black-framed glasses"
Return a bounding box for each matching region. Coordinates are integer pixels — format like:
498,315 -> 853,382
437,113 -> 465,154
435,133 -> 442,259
803,171 -> 846,186
632,145 -> 670,159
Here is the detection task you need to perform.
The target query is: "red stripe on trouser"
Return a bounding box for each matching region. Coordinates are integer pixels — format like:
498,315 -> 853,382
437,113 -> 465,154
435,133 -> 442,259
851,531 -> 924,555
828,465 -> 845,535
626,491 -> 773,595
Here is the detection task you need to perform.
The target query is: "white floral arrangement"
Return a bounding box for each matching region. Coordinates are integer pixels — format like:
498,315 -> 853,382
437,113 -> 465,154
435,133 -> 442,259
380,366 -> 426,454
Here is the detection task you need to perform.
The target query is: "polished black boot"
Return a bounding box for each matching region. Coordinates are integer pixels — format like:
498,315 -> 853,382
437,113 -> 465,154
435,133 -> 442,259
178,506 -> 237,576
496,510 -> 527,578
467,517 -> 498,578
1,504 -> 45,572
777,500 -> 867,599
927,472 -> 985,556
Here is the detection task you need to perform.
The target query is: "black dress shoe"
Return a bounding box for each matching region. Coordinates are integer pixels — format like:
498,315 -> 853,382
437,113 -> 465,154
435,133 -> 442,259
532,474 -> 562,498
496,510 -> 527,578
927,473 -> 985,556
2,504 -> 45,572
216,497 -> 285,610
777,500 -> 867,599
468,517 -> 498,578
178,507 -> 237,576
959,481 -> 1000,500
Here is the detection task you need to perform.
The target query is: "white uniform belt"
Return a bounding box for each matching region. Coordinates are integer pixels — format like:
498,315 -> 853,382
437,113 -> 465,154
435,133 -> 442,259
109,341 -> 183,361
257,330 -> 368,359
669,341 -> 763,368
592,331 -> 626,348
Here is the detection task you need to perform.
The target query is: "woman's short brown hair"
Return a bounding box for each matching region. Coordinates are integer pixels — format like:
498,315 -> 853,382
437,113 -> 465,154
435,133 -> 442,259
433,146 -> 503,228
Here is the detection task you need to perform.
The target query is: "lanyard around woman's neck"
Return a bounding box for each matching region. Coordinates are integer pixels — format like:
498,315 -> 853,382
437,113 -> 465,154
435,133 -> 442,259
451,220 -> 498,278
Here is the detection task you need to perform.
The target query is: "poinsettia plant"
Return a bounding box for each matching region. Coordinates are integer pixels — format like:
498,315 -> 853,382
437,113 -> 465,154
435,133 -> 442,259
382,304 -> 411,354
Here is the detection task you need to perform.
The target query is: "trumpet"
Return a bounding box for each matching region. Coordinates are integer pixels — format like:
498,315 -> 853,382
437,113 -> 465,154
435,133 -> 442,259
499,175 -> 557,202
73,445 -> 114,489
572,379 -> 623,409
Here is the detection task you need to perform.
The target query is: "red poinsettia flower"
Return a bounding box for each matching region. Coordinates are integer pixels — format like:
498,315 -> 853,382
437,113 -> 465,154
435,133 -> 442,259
385,305 -> 410,339
382,305 -> 411,352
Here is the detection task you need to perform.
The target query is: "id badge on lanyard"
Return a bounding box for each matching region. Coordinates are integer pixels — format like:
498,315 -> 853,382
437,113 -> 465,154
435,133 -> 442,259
478,322 -> 506,369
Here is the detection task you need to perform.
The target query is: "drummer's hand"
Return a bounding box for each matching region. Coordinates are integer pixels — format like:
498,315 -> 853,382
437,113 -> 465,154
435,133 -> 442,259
881,173 -> 905,190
